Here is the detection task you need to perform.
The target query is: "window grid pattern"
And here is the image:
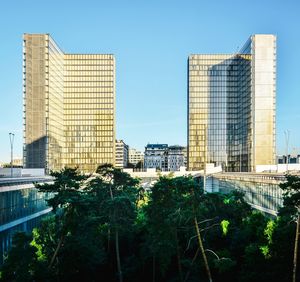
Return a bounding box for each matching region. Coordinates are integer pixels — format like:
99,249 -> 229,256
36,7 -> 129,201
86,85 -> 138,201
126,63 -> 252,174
64,54 -> 115,172
24,34 -> 116,173
188,53 -> 252,171
23,34 -> 47,169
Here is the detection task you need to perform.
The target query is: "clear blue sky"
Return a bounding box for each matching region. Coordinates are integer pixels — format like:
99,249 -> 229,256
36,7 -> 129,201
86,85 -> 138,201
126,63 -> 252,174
0,0 -> 299,162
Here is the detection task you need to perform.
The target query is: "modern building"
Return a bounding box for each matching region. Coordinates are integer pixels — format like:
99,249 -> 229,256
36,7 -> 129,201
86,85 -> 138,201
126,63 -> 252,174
144,144 -> 168,171
188,34 -> 276,172
23,34 -> 115,173
277,155 -> 300,164
0,177 -> 52,264
128,148 -> 144,166
168,145 -> 185,171
115,140 -> 129,169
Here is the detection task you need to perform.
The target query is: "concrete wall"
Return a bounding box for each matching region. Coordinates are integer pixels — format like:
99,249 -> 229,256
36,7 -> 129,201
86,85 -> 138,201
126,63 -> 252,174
123,165 -> 222,179
0,168 -> 22,177
256,164 -> 300,173
0,168 -> 45,178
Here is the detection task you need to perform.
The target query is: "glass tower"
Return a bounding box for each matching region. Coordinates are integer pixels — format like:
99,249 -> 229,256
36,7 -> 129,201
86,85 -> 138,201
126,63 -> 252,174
23,34 -> 115,173
188,34 -> 276,172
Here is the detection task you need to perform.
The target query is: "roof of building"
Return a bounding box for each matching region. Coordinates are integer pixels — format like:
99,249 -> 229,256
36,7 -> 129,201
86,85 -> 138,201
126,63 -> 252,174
145,144 -> 168,149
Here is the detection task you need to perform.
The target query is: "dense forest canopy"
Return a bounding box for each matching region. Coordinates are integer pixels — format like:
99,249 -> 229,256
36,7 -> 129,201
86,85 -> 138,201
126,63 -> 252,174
1,165 -> 299,282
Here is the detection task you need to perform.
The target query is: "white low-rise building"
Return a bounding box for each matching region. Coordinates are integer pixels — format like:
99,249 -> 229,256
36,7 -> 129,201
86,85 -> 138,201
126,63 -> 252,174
115,140 -> 129,169
128,148 -> 144,166
168,145 -> 185,171
144,144 -> 168,171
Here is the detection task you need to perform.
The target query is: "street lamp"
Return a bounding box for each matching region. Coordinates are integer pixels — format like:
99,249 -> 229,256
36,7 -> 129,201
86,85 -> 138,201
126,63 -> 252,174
9,133 -> 15,178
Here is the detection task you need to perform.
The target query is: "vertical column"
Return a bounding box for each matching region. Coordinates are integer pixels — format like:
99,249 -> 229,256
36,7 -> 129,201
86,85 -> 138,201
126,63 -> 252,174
252,35 -> 276,170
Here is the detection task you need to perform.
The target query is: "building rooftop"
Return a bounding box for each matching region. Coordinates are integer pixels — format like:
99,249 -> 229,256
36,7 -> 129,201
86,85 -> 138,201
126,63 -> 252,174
145,144 -> 168,149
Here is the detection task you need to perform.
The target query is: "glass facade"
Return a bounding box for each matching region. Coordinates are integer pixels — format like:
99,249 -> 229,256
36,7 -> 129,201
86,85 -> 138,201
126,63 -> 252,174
64,54 -> 115,172
0,186 -> 50,227
23,34 -> 48,169
0,179 -> 52,264
0,216 -> 47,264
188,35 -> 276,172
23,34 -> 115,173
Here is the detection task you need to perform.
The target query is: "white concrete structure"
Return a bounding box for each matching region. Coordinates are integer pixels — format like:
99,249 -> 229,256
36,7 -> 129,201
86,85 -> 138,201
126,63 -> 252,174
128,148 -> 144,166
168,145 -> 185,171
256,164 -> 300,173
123,164 -> 222,179
0,168 -> 45,178
115,140 -> 129,169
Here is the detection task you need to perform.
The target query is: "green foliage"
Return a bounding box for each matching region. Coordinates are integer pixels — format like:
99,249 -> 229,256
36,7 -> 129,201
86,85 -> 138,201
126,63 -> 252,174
279,174 -> 300,219
30,228 -> 46,262
0,233 -> 39,282
213,257 -> 236,273
220,220 -> 230,236
259,245 -> 270,258
2,171 -> 300,282
264,220 -> 276,244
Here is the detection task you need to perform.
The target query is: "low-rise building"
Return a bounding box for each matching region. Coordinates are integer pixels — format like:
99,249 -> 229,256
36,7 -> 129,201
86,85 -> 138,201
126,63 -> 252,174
168,145 -> 185,171
144,144 -> 186,171
277,154 -> 300,164
115,140 -> 129,169
128,148 -> 144,166
144,144 -> 168,171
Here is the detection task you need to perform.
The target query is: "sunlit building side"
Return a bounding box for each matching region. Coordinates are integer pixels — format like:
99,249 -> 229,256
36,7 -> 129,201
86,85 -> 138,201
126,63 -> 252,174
188,34 -> 276,172
23,34 -> 115,173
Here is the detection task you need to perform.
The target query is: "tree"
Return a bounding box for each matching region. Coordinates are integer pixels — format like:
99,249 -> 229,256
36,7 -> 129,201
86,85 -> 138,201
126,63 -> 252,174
34,167 -> 109,280
86,164 -> 140,282
279,174 -> 300,282
5,168 -> 299,281
145,175 -> 222,281
35,167 -> 89,270
0,233 -> 37,282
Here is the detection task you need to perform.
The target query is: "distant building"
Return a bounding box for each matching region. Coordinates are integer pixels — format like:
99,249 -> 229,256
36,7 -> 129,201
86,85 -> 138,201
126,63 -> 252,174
0,158 -> 23,168
128,148 -> 144,166
182,147 -> 187,167
168,145 -> 185,171
277,155 -> 300,164
144,144 -> 186,171
144,144 -> 168,171
13,158 -> 23,167
115,140 -> 129,169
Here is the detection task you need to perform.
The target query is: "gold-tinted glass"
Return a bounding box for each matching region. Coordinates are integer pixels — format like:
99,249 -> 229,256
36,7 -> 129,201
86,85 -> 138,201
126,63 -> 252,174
188,35 -> 276,172
24,34 -> 116,173
64,54 -> 115,172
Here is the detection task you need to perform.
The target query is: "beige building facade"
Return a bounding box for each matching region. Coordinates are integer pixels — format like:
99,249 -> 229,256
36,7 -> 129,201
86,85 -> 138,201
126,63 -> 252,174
188,34 -> 276,172
23,34 -> 115,173
128,148 -> 144,166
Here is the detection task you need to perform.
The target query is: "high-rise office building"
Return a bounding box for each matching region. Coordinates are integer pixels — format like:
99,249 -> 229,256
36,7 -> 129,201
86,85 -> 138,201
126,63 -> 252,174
23,34 -> 115,172
188,34 -> 276,172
